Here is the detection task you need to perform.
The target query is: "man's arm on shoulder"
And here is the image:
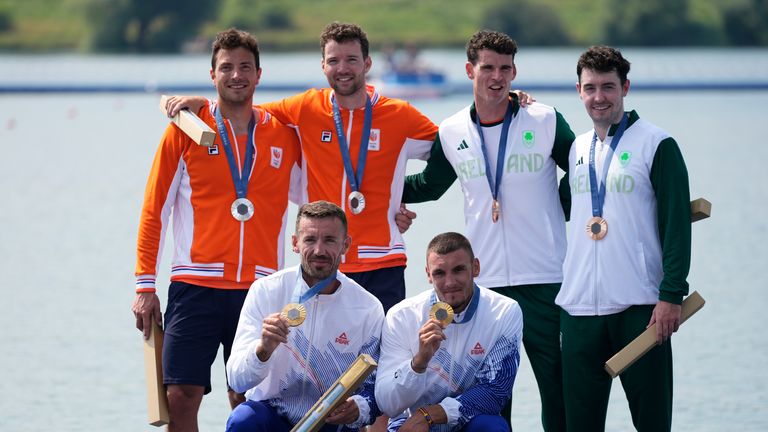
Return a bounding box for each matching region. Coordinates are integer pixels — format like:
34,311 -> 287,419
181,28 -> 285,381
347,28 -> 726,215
552,110 -> 576,221
402,135 -> 457,203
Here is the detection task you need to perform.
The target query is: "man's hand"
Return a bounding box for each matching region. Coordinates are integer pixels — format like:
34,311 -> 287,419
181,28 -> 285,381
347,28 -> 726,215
396,204 -> 417,234
648,300 -> 682,344
411,319 -> 446,372
131,292 -> 162,340
325,397 -> 360,425
398,413 -> 430,432
512,89 -> 536,107
164,95 -> 208,117
255,312 -> 290,362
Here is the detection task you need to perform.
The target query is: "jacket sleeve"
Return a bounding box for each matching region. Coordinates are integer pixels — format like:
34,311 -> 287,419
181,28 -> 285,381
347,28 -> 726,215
650,137 -> 692,304
402,134 -> 457,203
552,110 -> 576,221
225,280 -> 272,393
374,310 -> 430,417
134,124 -> 188,292
441,302 -> 522,428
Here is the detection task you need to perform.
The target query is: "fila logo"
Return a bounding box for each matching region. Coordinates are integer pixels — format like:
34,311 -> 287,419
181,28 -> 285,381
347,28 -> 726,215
270,146 -> 283,168
335,332 -> 350,345
208,144 -> 219,155
470,342 -> 485,355
321,130 -> 333,142
368,128 -> 381,151
457,140 -> 469,151
575,156 -> 584,166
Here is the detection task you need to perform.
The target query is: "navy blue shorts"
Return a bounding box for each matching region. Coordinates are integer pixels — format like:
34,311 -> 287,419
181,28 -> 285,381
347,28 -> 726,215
346,265 -> 405,313
162,281 -> 248,394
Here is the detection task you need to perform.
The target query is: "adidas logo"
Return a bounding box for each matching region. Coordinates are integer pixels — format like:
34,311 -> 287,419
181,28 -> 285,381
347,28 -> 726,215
575,156 -> 584,166
335,332 -> 350,345
470,342 -> 485,355
457,139 -> 469,151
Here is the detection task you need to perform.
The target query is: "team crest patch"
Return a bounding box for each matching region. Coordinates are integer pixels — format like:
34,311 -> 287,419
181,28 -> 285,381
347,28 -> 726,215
368,128 -> 381,151
321,130 -> 333,142
618,151 -> 632,167
208,144 -> 219,155
470,342 -> 485,355
522,130 -> 535,148
335,332 -> 350,345
270,146 -> 283,168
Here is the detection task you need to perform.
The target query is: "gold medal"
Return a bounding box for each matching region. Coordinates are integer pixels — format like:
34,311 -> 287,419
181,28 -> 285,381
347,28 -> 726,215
586,216 -> 608,240
491,199 -> 500,223
281,303 -> 307,327
429,302 -> 454,327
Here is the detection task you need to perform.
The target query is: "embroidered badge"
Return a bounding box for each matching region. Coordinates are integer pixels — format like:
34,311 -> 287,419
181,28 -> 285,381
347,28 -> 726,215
270,146 -> 283,168
368,128 -> 381,151
522,130 -> 535,148
208,144 -> 219,155
618,151 -> 632,167
321,130 -> 333,142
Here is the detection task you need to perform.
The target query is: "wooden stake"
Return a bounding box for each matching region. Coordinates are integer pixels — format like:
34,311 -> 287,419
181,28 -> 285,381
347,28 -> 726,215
143,320 -> 169,426
604,291 -> 706,378
159,95 -> 216,147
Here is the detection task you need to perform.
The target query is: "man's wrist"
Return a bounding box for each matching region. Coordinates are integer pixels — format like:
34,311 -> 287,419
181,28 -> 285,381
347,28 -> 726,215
417,406 -> 433,426
410,358 -> 427,373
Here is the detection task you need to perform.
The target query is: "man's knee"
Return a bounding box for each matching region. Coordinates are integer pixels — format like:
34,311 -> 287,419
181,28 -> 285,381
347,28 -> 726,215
167,384 -> 204,411
464,414 -> 510,432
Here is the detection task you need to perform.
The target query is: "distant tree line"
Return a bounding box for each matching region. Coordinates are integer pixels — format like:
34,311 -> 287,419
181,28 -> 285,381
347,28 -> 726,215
484,0 -> 768,47
1,0 -> 765,52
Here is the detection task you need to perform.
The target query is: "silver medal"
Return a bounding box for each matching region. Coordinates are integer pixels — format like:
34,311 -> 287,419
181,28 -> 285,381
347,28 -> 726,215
348,191 -> 365,215
231,197 -> 254,221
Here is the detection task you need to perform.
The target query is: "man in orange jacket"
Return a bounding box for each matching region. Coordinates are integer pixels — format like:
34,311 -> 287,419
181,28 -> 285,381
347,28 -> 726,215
132,28 -> 300,431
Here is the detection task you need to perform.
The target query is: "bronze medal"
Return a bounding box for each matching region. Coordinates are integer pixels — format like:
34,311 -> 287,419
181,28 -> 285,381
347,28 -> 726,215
492,199 -> 500,223
586,216 -> 608,240
429,302 -> 454,327
281,303 -> 307,327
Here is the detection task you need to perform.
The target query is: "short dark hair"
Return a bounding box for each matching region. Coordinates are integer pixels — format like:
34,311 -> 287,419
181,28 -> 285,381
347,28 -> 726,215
211,28 -> 260,70
427,232 -> 475,261
577,45 -> 631,85
296,200 -> 348,235
320,22 -> 369,59
466,30 -> 518,65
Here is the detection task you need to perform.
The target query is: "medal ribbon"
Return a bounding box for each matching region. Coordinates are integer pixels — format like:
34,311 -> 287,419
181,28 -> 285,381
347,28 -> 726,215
473,101 -> 514,203
429,283 -> 480,324
292,269 -> 338,304
214,106 -> 256,200
331,94 -> 373,196
588,113 -> 628,217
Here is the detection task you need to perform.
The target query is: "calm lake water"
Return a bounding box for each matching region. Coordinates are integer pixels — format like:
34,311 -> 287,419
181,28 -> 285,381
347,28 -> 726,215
0,49 -> 766,431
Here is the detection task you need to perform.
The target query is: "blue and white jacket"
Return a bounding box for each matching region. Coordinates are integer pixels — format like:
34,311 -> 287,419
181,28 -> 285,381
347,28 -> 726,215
375,285 -> 523,431
226,265 -> 385,429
